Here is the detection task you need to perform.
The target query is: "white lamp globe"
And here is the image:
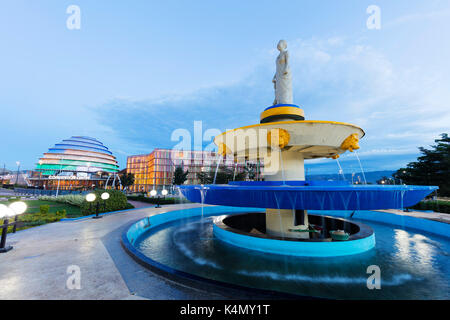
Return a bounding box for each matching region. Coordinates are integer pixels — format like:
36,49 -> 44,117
150,189 -> 157,197
161,189 -> 168,196
86,193 -> 96,202
9,201 -> 27,215
5,207 -> 16,218
0,204 -> 8,219
101,192 -> 110,200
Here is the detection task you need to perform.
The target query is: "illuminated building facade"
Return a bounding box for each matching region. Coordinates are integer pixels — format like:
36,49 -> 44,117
127,148 -> 254,192
30,136 -> 120,190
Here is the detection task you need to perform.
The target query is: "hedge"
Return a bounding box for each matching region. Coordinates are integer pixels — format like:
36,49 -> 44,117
410,200 -> 450,214
39,194 -> 85,206
127,195 -> 190,205
81,190 -> 134,215
3,209 -> 67,233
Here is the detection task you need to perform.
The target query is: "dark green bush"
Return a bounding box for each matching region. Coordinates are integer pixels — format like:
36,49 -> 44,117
10,209 -> 68,232
80,190 -> 131,215
409,200 -> 450,214
126,195 -> 190,205
40,205 -> 50,214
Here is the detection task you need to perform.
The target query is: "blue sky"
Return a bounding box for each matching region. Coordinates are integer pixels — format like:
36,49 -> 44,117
1,0 -> 449,175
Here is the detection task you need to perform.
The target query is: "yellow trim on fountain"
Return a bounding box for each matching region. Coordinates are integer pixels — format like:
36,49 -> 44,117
260,106 -> 305,121
340,133 -> 360,152
267,128 -> 290,149
214,120 -> 365,145
218,143 -> 231,157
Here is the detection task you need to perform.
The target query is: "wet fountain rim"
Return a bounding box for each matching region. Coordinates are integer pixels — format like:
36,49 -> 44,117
180,183 -> 438,192
214,212 -> 374,242
120,207 -> 316,299
177,183 -> 438,210
121,206 -> 450,298
213,213 -> 376,257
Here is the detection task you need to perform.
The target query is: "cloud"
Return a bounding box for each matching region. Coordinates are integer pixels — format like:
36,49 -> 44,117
384,9 -> 450,29
93,36 -> 449,172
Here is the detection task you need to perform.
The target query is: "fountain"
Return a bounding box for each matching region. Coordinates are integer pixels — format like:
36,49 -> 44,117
123,41 -> 448,299
178,40 -> 438,257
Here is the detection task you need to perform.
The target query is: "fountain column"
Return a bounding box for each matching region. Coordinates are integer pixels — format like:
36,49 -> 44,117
265,150 -> 309,239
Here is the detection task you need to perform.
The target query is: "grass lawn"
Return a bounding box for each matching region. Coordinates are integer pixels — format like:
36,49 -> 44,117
0,199 -> 84,234
0,199 -> 82,217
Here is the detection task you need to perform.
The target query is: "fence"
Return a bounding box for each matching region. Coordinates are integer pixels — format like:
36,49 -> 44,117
13,188 -> 89,197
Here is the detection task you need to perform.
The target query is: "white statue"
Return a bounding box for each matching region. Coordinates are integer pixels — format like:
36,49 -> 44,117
272,40 -> 293,105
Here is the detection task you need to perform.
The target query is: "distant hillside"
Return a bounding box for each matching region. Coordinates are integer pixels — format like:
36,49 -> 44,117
306,170 -> 395,184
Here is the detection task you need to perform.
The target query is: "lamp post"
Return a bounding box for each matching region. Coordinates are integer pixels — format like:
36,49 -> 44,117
85,193 -> 97,218
150,189 -> 161,208
0,201 -> 27,253
55,163 -> 63,197
98,192 -> 110,218
86,192 -> 110,219
15,161 -> 20,185
38,160 -> 43,189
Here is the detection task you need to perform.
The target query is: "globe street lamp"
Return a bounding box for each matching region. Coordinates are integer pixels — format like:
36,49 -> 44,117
150,189 -> 162,208
86,193 -> 103,219
86,192 -> 110,219
0,201 -> 27,253
101,192 -> 110,200
85,193 -> 97,218
15,161 -> 21,185
86,193 -> 96,202
38,160 -> 43,190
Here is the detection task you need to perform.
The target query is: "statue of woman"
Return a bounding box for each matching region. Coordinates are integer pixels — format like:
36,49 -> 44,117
272,40 -> 293,105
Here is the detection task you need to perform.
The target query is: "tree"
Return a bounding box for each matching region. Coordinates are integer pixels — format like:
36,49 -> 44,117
173,166 -> 189,185
376,176 -> 394,185
197,165 -> 246,184
121,173 -> 135,190
394,133 -> 450,196
243,162 -> 261,181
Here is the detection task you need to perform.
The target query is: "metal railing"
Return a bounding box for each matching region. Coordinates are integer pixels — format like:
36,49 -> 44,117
13,188 -> 89,197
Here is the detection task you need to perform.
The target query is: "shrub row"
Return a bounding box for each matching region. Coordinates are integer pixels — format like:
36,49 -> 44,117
2,210 -> 67,233
127,195 -> 190,205
39,191 -> 134,216
410,200 -> 450,214
39,194 -> 85,206
80,190 -> 133,215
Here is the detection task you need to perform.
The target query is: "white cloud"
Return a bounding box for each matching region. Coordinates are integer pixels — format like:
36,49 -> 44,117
94,36 -> 449,171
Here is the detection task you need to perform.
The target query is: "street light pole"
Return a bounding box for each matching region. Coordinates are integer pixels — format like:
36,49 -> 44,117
0,202 -> 27,253
15,161 -> 20,185
55,164 -> 63,197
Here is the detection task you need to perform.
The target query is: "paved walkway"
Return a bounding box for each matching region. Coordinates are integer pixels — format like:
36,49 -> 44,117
0,203 -> 228,300
378,209 -> 450,224
0,204 -> 447,300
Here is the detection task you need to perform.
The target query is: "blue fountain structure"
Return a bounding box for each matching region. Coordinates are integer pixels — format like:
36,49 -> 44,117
176,40 -> 437,257
178,104 -> 437,257
122,42 -> 447,298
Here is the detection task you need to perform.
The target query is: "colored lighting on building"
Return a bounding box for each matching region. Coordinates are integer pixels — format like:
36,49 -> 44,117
126,149 -> 250,193
30,136 -> 119,190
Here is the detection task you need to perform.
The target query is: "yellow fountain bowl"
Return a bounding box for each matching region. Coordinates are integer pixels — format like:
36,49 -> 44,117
213,120 -> 365,160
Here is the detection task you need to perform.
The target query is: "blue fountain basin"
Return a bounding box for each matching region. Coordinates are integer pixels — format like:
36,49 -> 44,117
178,181 -> 438,210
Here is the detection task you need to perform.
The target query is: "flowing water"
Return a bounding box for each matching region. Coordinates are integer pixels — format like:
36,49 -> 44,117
135,210 -> 450,299
355,151 -> 367,184
213,155 -> 222,184
336,158 -> 346,181
278,151 -> 286,185
233,162 -> 238,181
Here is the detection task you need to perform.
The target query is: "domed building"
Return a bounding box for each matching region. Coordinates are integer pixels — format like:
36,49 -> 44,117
31,136 -> 120,190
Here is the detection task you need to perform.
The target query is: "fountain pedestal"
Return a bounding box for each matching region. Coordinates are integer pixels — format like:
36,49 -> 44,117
266,209 -> 310,239
265,151 -> 310,239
